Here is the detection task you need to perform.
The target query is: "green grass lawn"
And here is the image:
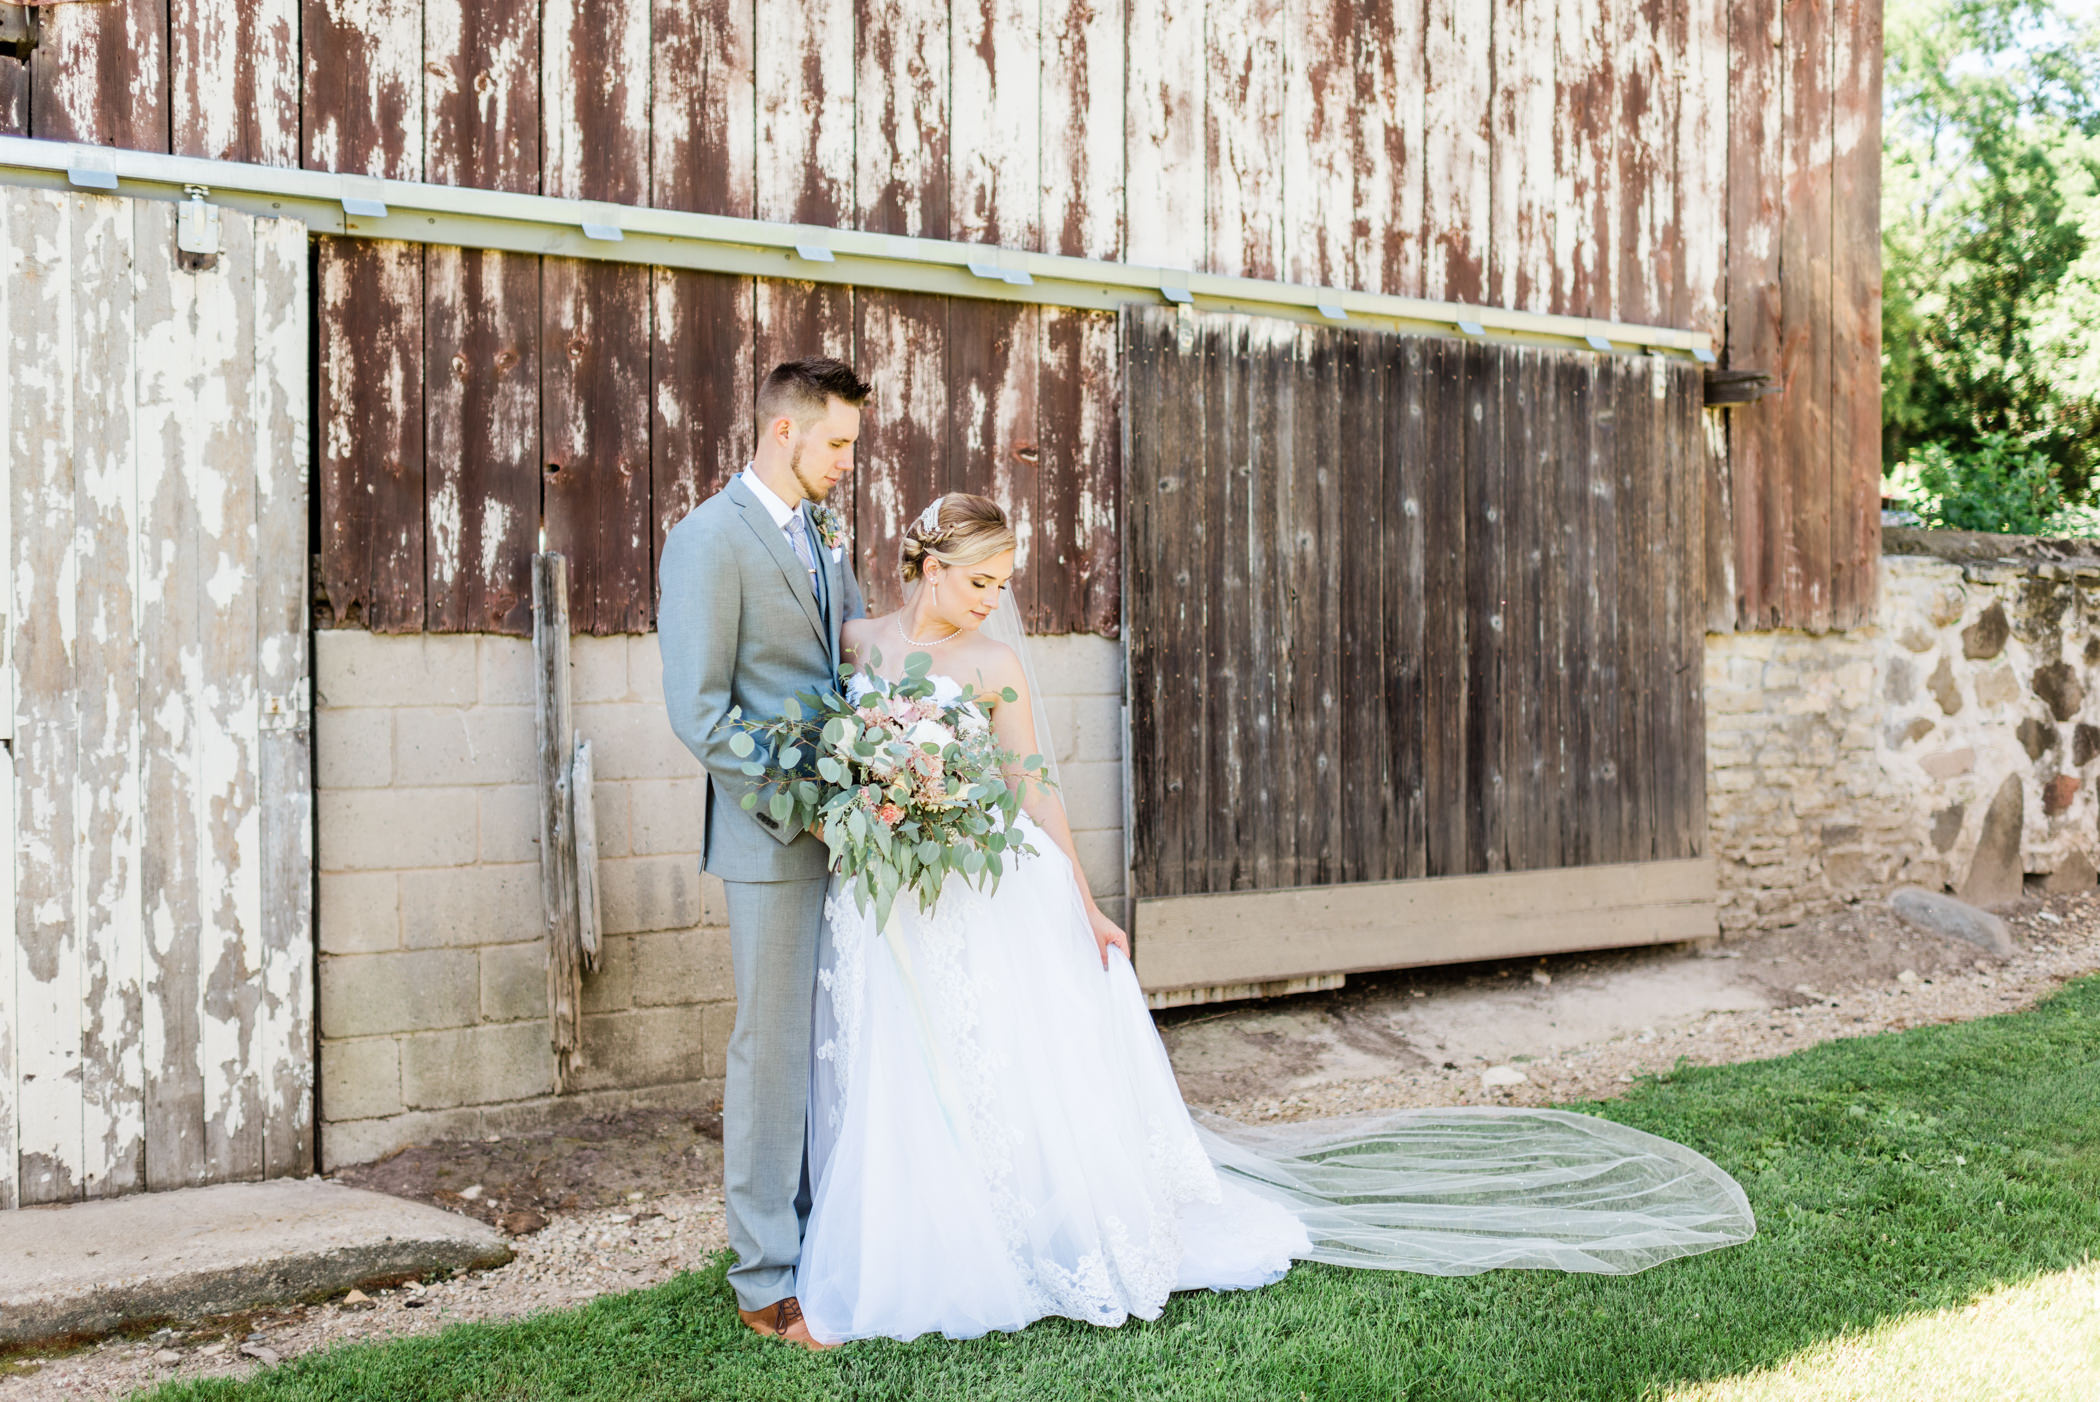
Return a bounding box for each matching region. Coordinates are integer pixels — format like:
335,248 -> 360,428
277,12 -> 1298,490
146,977 -> 2100,1402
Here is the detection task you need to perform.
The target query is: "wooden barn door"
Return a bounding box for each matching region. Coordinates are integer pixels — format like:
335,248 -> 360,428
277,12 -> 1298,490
0,186 -> 313,1207
1123,308 -> 1716,998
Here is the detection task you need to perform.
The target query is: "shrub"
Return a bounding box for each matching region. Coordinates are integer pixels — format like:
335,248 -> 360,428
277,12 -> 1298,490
1894,431 -> 2100,536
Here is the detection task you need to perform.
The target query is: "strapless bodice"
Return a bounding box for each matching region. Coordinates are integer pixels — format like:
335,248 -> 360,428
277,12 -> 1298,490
846,671 -> 969,706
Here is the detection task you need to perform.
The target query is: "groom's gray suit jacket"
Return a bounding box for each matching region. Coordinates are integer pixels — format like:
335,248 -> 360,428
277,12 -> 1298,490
658,477 -> 866,880
658,475 -> 867,1311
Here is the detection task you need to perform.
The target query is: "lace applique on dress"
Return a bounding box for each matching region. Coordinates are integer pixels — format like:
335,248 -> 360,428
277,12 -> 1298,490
815,889 -> 869,1132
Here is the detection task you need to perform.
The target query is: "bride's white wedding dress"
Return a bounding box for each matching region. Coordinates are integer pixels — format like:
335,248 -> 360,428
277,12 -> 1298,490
794,674 -> 1754,1345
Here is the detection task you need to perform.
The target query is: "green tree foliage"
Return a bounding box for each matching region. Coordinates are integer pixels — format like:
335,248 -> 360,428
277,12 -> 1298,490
1883,0 -> 2100,527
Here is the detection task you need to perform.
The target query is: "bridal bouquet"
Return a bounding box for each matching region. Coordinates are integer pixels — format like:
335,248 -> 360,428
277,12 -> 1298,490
719,651 -> 1051,926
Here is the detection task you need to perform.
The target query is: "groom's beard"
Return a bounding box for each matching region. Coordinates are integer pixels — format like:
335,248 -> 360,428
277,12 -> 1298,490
788,442 -> 830,503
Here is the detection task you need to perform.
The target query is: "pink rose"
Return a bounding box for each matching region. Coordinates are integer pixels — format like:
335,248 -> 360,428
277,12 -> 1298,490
876,802 -> 904,827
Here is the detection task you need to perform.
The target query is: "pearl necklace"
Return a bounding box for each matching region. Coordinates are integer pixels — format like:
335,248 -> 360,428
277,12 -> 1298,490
897,613 -> 960,648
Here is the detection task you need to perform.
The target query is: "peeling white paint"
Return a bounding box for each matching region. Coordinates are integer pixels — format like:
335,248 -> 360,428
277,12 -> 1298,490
4,188 -> 312,1200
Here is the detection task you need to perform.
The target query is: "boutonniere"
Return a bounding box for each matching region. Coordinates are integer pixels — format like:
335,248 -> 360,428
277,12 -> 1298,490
809,503 -> 846,561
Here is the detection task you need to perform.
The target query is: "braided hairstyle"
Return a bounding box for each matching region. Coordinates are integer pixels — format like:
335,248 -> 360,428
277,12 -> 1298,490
900,493 -> 1016,583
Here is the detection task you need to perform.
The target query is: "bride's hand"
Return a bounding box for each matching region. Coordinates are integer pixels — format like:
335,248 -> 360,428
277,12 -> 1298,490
1087,905 -> 1130,970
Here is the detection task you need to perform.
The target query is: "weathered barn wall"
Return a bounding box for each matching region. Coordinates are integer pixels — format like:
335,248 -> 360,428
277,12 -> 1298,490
1706,543 -> 2100,933
0,0 -> 1880,635
314,269 -> 1121,639
311,630 -> 1123,1167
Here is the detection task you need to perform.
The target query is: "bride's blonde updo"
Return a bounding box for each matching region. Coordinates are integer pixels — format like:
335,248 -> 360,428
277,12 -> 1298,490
900,493 -> 1016,583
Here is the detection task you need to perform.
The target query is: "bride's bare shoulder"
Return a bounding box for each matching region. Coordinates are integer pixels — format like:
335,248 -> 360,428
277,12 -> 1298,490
841,613 -> 885,660
955,632 -> 1024,696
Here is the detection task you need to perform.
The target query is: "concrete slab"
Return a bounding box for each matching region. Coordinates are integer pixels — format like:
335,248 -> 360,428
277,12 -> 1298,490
0,1177 -> 512,1346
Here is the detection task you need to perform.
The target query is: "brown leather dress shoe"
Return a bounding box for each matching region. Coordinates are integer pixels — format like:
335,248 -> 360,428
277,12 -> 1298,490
737,1295 -> 835,1350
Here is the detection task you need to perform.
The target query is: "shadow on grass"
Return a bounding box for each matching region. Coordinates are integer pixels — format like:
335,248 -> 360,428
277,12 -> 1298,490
146,977 -> 2100,1402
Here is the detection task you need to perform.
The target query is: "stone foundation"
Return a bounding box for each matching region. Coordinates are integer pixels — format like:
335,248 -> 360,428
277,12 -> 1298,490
1706,547 -> 2100,932
313,631 -> 1126,1168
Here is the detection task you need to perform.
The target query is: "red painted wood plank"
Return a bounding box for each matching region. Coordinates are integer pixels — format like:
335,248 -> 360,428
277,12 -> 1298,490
952,0 -> 1038,247
1779,0 -> 1835,631
1367,0 -> 1426,298
426,248 -> 539,634
1035,307 -> 1121,636
1282,0 -> 1352,291
171,0 -> 298,164
1424,0 -> 1490,304
653,0 -> 754,218
1125,0 -> 1204,269
542,0 -> 652,633
1042,0 -> 1123,260
302,0 -> 422,178
754,280 -> 854,383
755,0 -> 854,226
650,0 -> 755,615
850,289 -> 948,617
947,299 -> 1041,622
1681,0 -> 1730,339
543,0 -> 647,205
854,0 -> 948,239
425,0 -> 539,192
317,240 -> 426,631
1614,0 -> 1671,327
30,0 -> 168,150
307,0 -> 425,633
1555,0 -> 1616,319
1725,0 -> 1784,628
1205,0 -> 1285,280
424,0 -> 540,634
1830,0 -> 1884,627
542,259 -> 654,635
652,270 -> 755,610
1489,0 -> 1557,313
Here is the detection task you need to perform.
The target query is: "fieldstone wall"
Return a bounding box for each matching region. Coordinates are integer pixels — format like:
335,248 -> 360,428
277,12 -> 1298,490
313,631 -> 1125,1168
1707,544 -> 2100,932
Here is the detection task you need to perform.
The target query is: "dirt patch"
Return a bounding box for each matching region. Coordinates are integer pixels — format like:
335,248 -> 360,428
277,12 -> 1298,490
332,1106 -> 723,1235
1175,891 -> 2100,1124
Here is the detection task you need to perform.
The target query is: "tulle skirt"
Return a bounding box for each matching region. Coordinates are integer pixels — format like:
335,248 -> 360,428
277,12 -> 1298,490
796,820 -> 1754,1344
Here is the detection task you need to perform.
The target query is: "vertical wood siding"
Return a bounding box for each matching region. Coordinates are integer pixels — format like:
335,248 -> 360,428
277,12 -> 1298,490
5,1 -> 1875,635
3,187 -> 312,1205
1126,307 -> 1708,898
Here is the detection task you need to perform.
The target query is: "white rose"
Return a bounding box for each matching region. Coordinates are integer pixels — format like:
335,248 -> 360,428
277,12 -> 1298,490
905,719 -> 956,751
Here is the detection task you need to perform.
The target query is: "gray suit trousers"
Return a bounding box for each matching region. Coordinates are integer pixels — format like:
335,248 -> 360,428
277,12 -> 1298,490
719,875 -> 831,1311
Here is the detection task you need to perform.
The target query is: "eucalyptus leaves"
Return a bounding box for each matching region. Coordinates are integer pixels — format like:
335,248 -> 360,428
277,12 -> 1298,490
719,650 -> 1051,927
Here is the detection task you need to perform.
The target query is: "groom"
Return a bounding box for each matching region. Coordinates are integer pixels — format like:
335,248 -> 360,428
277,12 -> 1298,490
658,357 -> 871,1348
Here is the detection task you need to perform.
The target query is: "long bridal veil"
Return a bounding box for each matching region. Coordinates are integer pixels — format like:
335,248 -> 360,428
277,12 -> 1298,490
980,587 -> 1754,1278
1197,1108 -> 1754,1275
981,585 -> 1062,792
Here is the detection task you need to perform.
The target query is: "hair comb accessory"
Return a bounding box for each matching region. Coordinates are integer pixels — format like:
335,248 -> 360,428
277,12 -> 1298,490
913,497 -> 946,536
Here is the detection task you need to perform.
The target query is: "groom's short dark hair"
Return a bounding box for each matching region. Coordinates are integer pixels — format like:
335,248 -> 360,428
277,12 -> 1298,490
757,357 -> 873,430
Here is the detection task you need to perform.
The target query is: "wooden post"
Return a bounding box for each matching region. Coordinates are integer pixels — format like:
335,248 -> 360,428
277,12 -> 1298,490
532,552 -> 584,1086
572,735 -> 601,972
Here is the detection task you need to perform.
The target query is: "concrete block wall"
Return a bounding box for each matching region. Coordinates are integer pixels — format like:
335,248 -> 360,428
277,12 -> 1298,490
314,630 -> 1128,1167
1706,551 -> 2100,931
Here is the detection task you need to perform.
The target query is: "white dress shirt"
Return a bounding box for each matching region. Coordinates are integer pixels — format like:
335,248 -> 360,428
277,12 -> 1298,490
742,465 -> 820,584
741,464 -> 801,530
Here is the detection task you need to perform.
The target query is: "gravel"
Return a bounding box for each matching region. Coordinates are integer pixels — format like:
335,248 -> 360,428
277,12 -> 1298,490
8,892 -> 2100,1401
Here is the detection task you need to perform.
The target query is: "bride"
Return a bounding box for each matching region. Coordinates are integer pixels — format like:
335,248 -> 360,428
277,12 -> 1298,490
793,493 -> 1753,1346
